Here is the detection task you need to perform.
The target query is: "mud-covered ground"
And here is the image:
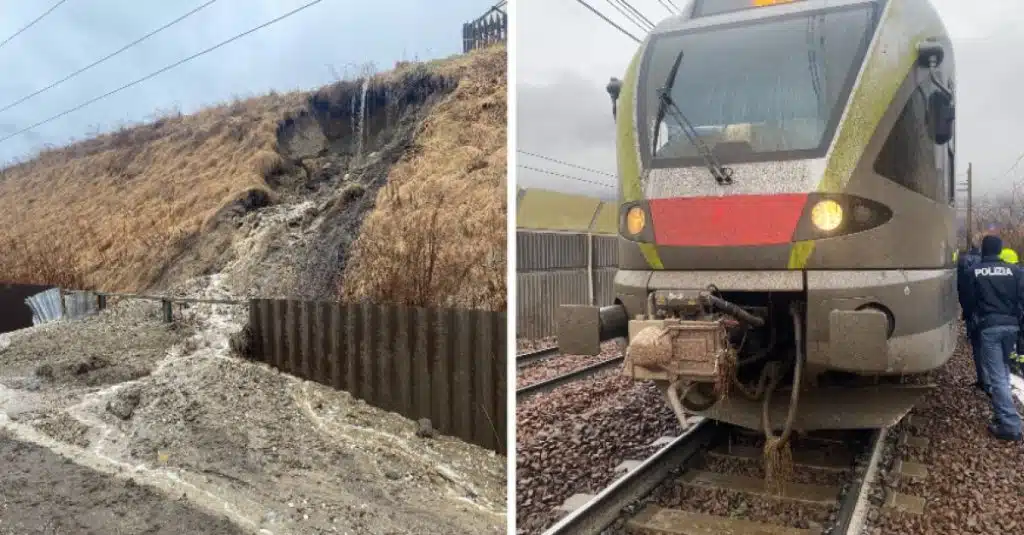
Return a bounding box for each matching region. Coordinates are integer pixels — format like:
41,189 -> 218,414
0,276 -> 505,535
0,430 -> 246,535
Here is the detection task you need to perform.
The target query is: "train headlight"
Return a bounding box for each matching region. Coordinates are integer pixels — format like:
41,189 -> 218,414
810,200 -> 843,232
626,206 -> 646,235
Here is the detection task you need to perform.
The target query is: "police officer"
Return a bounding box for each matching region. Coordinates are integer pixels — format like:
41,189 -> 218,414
968,234 -> 1024,441
957,243 -> 984,391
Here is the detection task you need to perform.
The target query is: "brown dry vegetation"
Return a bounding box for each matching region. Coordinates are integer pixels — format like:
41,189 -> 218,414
0,93 -> 305,291
972,192 -> 1024,252
339,45 -> 506,311
0,44 -> 507,311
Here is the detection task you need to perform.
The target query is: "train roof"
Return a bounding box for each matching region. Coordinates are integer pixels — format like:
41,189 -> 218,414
651,0 -> 944,38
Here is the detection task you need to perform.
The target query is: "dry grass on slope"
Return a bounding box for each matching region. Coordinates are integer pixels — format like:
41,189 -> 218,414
0,92 -> 305,291
339,44 -> 506,312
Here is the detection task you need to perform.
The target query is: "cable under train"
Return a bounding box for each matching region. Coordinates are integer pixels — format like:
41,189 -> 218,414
559,0 -> 958,434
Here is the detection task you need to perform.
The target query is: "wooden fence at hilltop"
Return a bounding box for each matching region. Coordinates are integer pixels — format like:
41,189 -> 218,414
463,2 -> 507,53
248,299 -> 507,453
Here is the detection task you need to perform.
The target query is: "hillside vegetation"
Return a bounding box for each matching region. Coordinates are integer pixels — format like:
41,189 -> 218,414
0,45 -> 506,311
340,47 -> 506,310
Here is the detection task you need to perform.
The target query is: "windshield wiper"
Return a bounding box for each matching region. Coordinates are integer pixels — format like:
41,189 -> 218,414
653,50 -> 734,185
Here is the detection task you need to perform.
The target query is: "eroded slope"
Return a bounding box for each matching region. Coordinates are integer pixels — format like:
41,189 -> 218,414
0,45 -> 506,310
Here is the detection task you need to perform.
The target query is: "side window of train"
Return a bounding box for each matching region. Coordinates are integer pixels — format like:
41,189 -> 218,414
873,84 -> 945,203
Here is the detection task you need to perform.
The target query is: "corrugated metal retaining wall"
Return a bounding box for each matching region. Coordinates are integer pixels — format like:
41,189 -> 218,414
516,230 -> 618,339
248,299 -> 507,454
25,288 -> 99,325
514,188 -> 622,340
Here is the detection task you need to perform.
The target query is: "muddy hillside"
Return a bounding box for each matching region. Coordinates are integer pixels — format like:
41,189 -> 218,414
0,43 -> 506,535
0,44 -> 506,310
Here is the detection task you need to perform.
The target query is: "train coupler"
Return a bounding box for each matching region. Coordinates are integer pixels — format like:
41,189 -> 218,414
622,317 -> 735,388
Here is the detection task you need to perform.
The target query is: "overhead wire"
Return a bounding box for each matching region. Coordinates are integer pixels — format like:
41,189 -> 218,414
573,0 -> 642,43
0,0 -> 69,52
616,0 -> 656,29
518,164 -> 616,189
656,0 -> 680,15
0,0 -> 222,117
518,150 -> 617,179
995,151 -> 1024,185
604,0 -> 652,32
0,0 -> 329,146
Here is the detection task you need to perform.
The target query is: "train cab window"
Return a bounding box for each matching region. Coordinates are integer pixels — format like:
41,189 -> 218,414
639,3 -> 878,167
873,87 -> 946,203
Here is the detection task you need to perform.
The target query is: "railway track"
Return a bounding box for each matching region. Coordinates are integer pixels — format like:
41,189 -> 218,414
538,419 -> 888,535
516,354 -> 625,400
517,346 -> 560,367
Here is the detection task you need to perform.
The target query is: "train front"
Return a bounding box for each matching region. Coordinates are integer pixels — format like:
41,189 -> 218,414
558,0 -> 959,432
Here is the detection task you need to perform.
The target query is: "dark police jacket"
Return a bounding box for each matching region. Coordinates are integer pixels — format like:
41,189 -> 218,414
968,255 -> 1024,331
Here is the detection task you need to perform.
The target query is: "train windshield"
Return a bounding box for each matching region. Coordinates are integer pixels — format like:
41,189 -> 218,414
640,4 -> 877,166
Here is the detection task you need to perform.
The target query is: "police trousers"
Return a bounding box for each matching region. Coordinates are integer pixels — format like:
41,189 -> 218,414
978,325 -> 1022,436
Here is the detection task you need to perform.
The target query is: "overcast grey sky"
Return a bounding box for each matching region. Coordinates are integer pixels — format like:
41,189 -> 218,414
0,0 -> 490,164
517,0 -> 1022,200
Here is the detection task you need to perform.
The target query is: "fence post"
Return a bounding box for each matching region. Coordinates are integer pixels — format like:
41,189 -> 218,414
161,299 -> 173,322
586,203 -> 604,306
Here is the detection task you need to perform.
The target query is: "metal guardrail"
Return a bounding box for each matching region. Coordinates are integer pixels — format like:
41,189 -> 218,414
26,288 -> 247,326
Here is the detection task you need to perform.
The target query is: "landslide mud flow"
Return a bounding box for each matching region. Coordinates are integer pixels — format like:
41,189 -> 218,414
0,278 -> 505,535
0,430 -> 246,535
0,45 -> 506,535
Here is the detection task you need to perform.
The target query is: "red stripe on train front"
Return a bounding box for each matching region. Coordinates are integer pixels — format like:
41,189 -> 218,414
648,194 -> 809,246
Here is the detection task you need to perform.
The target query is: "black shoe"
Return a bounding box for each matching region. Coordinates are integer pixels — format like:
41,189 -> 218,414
988,424 -> 1022,442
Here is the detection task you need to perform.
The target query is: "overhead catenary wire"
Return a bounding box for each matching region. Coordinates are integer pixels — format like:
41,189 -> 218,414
656,0 -> 680,15
518,164 -> 616,189
0,0 -> 328,146
615,0 -> 656,30
604,0 -> 653,32
995,150 -> 1024,185
574,0 -> 642,43
0,0 -> 70,52
0,0 -> 222,117
518,150 -> 617,179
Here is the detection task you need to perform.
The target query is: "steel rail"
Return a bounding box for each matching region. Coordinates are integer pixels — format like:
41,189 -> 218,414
833,427 -> 888,534
516,346 -> 559,367
516,356 -> 625,399
539,419 -> 718,535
